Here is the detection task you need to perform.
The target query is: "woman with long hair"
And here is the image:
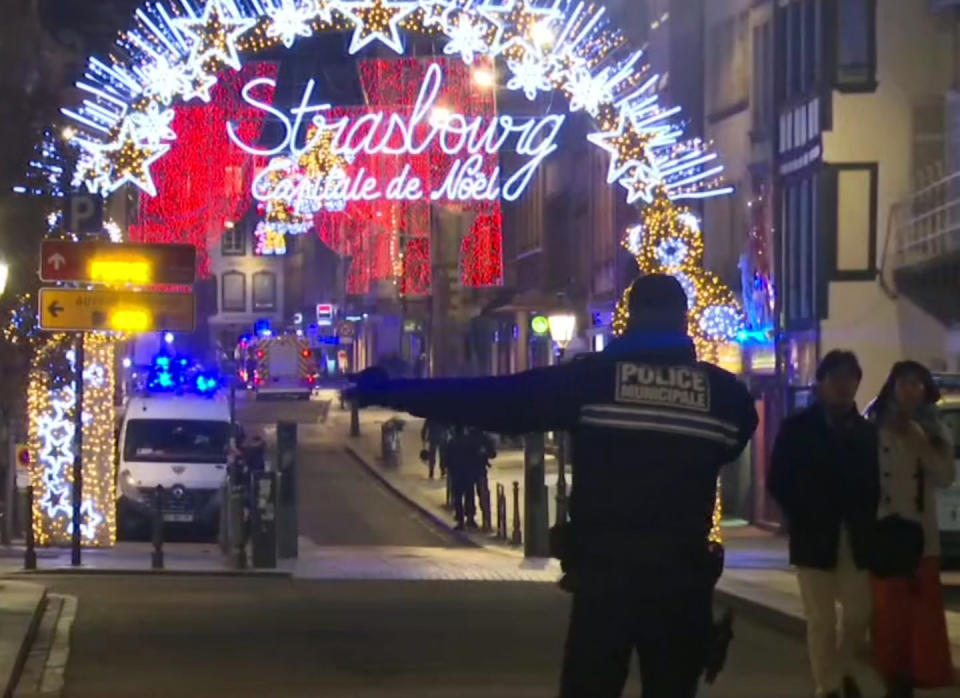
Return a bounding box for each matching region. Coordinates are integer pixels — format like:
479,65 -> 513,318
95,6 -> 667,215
867,361 -> 956,698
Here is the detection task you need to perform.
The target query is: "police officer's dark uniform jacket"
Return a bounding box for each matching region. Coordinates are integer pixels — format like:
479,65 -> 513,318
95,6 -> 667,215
350,329 -> 757,697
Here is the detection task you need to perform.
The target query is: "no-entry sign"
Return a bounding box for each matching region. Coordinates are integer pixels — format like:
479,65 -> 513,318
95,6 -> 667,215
39,241 -> 197,285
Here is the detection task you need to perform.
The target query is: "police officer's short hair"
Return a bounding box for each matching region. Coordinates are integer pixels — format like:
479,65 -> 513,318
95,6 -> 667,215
816,350 -> 863,382
627,274 -> 687,330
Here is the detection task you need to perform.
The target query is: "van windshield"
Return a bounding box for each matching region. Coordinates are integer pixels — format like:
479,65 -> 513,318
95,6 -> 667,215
942,409 -> 960,459
124,419 -> 230,464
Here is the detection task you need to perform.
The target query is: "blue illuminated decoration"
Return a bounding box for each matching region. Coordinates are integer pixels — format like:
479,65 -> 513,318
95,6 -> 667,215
255,319 -> 272,337
699,305 -> 741,342
655,238 -> 689,268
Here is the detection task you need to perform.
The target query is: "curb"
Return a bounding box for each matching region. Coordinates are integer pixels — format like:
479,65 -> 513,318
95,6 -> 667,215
2,583 -> 47,698
344,444 -> 480,548
713,586 -> 805,639
4,568 -> 292,579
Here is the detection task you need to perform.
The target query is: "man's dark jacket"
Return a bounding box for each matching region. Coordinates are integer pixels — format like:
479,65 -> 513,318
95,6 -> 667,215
351,331 -> 758,590
768,404 -> 879,570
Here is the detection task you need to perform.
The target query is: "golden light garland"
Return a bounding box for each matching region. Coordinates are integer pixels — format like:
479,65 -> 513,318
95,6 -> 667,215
28,334 -> 117,547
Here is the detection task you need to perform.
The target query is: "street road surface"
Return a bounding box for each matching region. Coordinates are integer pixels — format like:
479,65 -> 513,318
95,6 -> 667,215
39,575 -> 868,698
296,445 -> 461,548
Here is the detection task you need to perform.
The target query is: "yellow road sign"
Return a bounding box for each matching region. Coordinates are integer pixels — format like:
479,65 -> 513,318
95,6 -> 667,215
39,288 -> 196,333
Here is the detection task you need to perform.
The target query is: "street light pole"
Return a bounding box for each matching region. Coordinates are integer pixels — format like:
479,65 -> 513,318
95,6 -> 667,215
547,309 -> 576,527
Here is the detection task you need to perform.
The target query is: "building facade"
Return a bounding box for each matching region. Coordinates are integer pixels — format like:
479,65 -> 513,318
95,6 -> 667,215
774,0 -> 959,410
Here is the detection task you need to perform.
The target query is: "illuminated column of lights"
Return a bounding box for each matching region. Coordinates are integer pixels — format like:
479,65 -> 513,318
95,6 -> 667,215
28,334 -> 117,547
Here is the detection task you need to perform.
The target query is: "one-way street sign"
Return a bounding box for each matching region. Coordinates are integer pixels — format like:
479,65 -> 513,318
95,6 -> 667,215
39,240 -> 197,285
38,288 -> 196,333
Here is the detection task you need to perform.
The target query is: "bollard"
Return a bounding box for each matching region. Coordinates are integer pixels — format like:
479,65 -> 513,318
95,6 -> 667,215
151,485 -> 164,570
511,481 -> 522,546
218,481 -> 229,555
277,422 -> 298,560
230,482 -> 247,570
496,484 -> 507,539
23,486 -> 36,571
350,403 -> 360,437
250,471 -> 278,568
479,479 -> 492,532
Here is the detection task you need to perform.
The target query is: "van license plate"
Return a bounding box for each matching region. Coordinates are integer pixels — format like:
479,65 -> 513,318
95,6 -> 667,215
163,513 -> 194,523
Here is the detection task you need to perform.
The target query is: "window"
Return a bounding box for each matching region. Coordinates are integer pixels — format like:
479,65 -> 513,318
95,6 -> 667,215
252,271 -> 277,311
778,0 -> 825,103
124,420 -> 230,464
835,0 -> 876,92
221,224 -> 245,256
781,173 -> 823,326
751,20 -> 774,137
221,271 -> 246,312
708,11 -> 749,117
802,0 -> 821,92
823,163 -> 878,280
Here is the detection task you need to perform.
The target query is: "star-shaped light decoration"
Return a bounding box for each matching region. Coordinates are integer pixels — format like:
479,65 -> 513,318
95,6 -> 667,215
418,0 -> 453,27
182,69 -> 219,103
480,0 -> 563,59
315,0 -> 339,24
127,102 -> 177,145
266,0 -> 316,48
78,120 -> 171,197
442,10 -> 499,64
174,0 -> 256,72
74,151 -> 113,194
587,113 -> 660,186
140,55 -> 192,105
619,165 -> 662,205
342,0 -> 416,55
506,52 -> 552,100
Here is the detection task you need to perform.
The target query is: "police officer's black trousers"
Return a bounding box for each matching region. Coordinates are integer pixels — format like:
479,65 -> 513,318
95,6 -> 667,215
559,586 -> 711,698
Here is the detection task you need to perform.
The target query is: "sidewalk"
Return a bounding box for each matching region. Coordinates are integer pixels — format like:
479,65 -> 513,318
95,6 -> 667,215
335,406 -> 562,545
341,405 -> 960,672
0,581 -> 46,697
0,543 -> 290,578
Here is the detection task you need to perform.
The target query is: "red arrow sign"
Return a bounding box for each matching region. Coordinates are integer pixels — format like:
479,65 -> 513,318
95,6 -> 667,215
40,241 -> 197,285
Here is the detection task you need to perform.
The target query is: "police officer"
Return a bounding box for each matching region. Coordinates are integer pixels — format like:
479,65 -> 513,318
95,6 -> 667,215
347,274 -> 758,698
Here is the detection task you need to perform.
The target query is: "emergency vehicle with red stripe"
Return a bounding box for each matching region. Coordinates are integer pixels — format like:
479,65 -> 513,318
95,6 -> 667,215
245,334 -> 318,400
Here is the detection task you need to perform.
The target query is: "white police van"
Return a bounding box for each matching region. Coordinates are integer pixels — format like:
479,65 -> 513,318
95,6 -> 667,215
117,393 -> 231,538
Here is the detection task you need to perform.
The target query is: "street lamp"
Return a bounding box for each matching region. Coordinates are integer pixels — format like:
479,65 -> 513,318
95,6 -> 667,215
547,312 -> 577,354
547,309 -> 576,526
0,261 -> 9,297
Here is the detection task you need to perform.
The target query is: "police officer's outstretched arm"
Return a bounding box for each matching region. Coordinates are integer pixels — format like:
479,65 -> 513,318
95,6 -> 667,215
346,364 -> 580,434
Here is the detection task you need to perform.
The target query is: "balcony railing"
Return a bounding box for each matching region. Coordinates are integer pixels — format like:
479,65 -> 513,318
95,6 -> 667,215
891,167 -> 960,271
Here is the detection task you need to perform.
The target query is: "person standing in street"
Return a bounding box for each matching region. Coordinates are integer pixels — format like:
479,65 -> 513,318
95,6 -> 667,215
867,361 -> 955,698
473,428 -> 496,532
768,351 -> 880,698
346,274 -> 758,697
445,425 -> 481,530
421,419 -> 449,479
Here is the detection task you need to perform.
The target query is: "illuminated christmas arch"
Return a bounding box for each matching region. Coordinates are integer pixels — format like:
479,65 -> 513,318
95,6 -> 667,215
41,1 -> 739,311
31,0 -> 747,543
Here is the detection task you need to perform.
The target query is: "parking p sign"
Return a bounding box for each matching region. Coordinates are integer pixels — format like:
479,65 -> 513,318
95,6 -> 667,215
63,192 -> 103,234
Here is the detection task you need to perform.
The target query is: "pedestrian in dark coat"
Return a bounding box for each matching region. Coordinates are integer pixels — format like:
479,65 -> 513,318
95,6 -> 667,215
445,426 -> 489,530
421,419 -> 449,479
768,350 -> 880,698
